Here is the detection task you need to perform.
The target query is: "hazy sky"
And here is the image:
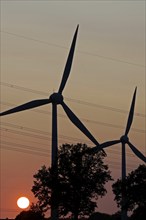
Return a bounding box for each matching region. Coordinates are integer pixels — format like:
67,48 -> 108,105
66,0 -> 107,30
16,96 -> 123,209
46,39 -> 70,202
0,1 -> 145,218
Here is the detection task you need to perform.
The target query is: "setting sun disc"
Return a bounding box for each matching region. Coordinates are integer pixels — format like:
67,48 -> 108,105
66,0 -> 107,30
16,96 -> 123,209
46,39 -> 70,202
17,197 -> 30,209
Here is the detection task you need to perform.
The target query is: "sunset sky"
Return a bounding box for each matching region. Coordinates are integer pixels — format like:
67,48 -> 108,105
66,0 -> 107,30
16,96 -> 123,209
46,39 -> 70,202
0,1 -> 145,219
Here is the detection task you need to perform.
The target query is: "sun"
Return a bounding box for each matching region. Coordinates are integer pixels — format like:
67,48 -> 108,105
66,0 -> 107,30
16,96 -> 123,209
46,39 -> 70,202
17,197 -> 30,209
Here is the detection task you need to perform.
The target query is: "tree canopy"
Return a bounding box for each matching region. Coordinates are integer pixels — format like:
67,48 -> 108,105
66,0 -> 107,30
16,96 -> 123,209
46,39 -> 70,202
15,210 -> 44,220
32,143 -> 112,219
112,164 -> 146,217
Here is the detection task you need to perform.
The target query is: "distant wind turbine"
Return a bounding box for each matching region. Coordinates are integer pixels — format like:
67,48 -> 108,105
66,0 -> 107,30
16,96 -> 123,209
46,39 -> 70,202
89,87 -> 146,220
0,25 -> 101,219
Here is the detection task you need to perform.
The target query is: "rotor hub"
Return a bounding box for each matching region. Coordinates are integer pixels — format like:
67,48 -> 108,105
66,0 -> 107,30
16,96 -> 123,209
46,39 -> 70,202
50,93 -> 64,104
120,135 -> 129,144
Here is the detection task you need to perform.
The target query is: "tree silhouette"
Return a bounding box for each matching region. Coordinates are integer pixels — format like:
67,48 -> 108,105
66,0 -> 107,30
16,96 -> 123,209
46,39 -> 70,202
32,143 -> 112,219
89,211 -> 131,220
15,210 -> 44,220
112,164 -> 146,216
89,211 -> 112,220
130,205 -> 146,220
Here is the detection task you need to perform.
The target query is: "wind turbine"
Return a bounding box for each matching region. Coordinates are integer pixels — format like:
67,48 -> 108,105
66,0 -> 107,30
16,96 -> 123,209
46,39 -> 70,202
89,87 -> 146,220
0,25 -> 101,219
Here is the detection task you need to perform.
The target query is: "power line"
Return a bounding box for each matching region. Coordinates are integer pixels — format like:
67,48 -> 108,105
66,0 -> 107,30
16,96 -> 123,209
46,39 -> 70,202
1,127 -> 82,147
67,98 -> 145,118
2,121 -> 50,136
1,105 -> 145,134
1,118 -> 142,157
1,120 -> 145,157
1,122 -> 88,142
1,81 -> 145,118
1,81 -> 48,96
2,134 -> 49,148
1,132 -> 137,159
1,30 -> 145,67
1,127 -> 51,141
1,86 -> 145,158
1,127 -> 145,158
1,129 -> 142,174
1,143 -> 136,171
1,119 -> 145,159
1,144 -> 50,157
1,127 -> 86,145
1,140 -> 50,153
0,126 -> 92,146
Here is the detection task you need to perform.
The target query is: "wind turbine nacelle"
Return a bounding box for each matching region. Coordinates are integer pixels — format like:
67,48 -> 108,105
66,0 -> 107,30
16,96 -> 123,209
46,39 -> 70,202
120,135 -> 129,144
50,93 -> 64,104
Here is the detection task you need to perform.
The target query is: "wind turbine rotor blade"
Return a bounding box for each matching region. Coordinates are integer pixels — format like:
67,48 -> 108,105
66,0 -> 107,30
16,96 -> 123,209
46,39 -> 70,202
0,99 -> 51,116
58,25 -> 79,94
125,87 -> 137,136
100,140 -> 121,148
86,140 -> 121,154
61,101 -> 99,146
127,141 -> 146,163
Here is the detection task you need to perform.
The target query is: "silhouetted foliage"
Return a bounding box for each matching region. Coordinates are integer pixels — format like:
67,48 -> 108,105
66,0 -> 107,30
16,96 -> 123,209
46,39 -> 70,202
89,211 -> 129,220
32,143 -> 112,219
112,164 -> 146,214
111,211 -> 130,220
89,211 -> 112,220
30,202 -> 45,216
15,210 -> 44,220
130,205 -> 146,220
